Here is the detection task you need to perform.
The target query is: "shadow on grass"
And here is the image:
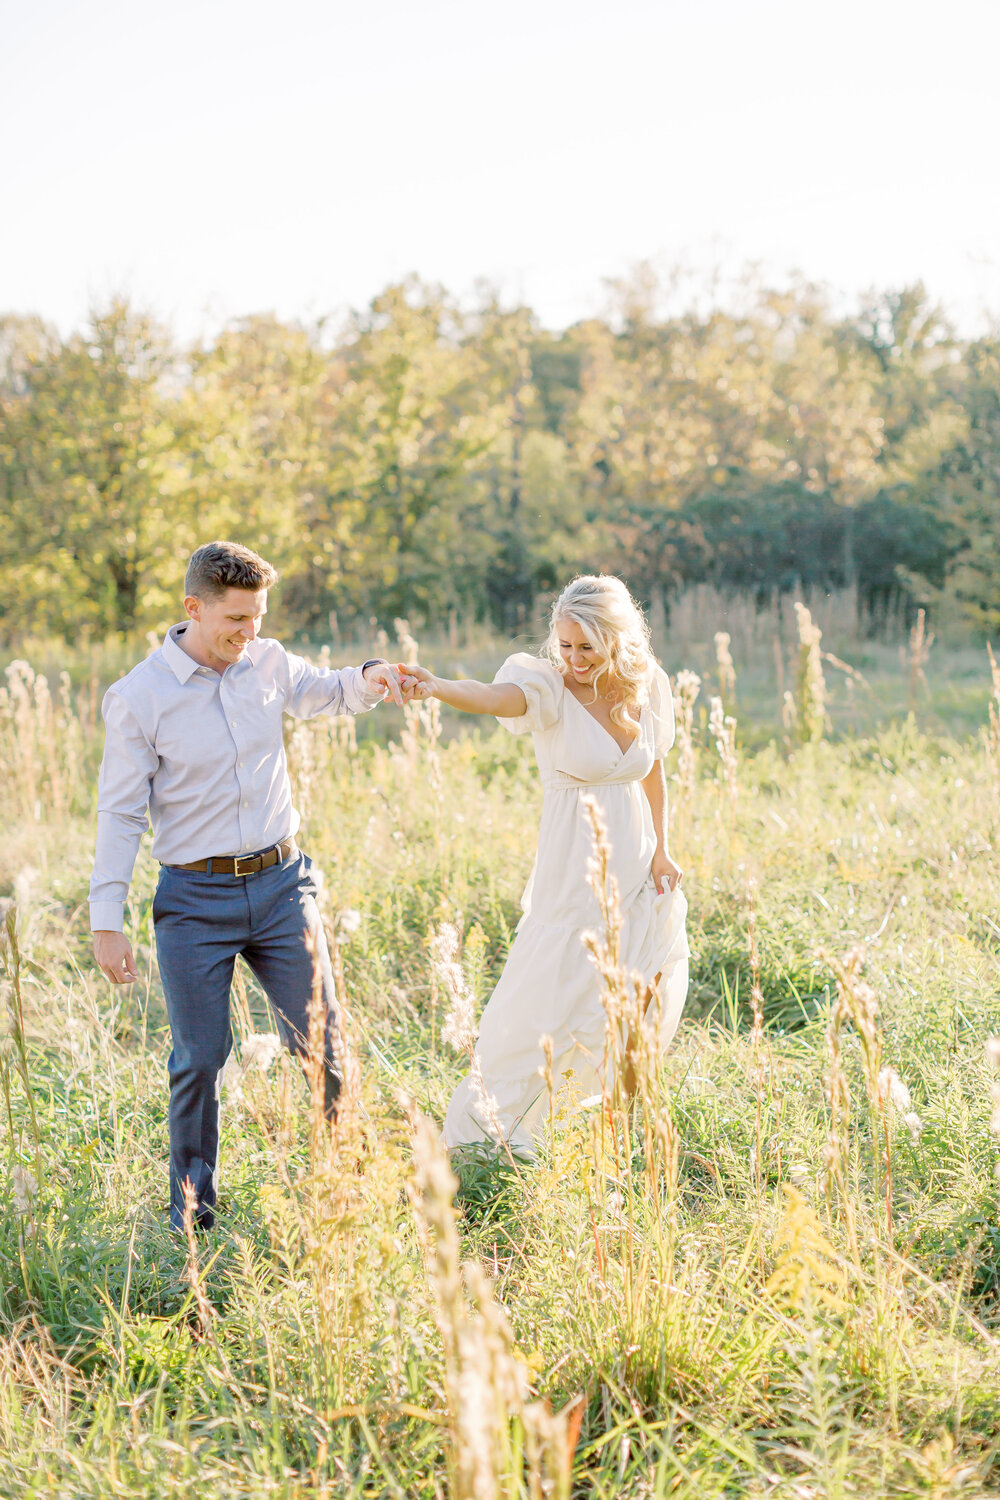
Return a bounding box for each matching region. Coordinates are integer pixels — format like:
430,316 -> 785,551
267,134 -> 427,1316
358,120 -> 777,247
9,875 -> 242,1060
451,1141 -> 529,1234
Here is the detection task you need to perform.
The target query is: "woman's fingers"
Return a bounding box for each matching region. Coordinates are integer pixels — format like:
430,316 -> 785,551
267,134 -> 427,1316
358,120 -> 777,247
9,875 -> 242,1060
397,660 -> 429,681
397,662 -> 437,700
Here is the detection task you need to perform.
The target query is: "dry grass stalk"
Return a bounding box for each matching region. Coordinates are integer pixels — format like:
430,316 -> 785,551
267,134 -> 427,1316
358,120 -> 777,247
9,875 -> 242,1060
429,919 -> 520,1175
819,945 -> 892,1248
0,1326 -> 77,1446
180,1180 -> 214,1339
0,909 -> 42,1177
877,1066 -> 921,1142
985,1038 -> 1000,1217
818,953 -> 858,1264
0,662 -> 84,823
668,581 -> 887,654
305,942 -> 332,1169
287,719 -> 318,832
714,631 -> 736,704
228,932 -> 389,1417
580,798 -> 626,1113
823,649 -> 870,692
539,1032 -> 557,1158
406,1108 -> 573,1500
986,644 -> 1000,784
746,881 -> 767,1224
672,669 -> 701,808
709,695 -> 739,839
904,608 -> 934,703
794,601 -> 827,743
781,688 -> 798,743
581,795 -> 682,1308
394,619 -> 444,808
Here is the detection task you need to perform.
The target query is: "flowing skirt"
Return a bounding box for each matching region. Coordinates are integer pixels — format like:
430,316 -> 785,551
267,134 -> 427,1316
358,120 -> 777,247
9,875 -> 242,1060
442,781 -> 689,1152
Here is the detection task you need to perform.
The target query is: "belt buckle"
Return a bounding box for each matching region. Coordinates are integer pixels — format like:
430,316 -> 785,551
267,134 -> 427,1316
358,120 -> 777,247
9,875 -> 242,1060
233,853 -> 257,877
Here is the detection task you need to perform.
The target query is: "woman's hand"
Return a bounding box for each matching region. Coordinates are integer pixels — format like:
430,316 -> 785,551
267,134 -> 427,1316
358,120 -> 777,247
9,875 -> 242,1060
651,849 -> 682,894
397,662 -> 437,700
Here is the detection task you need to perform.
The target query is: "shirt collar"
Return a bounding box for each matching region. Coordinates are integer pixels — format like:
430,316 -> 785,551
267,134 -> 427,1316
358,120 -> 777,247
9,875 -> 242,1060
162,623 -> 206,684
161,623 -> 260,682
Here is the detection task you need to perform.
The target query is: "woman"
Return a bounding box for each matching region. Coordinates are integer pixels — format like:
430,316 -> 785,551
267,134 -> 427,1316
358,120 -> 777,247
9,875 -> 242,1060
406,575 -> 689,1152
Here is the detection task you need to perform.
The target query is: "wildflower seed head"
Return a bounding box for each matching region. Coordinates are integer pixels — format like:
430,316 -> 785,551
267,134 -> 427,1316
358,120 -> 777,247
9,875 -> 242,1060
11,1164 -> 37,1215
337,908 -> 362,939
241,1032 -> 282,1072
877,1066 -> 912,1114
430,921 -> 479,1054
674,669 -> 701,702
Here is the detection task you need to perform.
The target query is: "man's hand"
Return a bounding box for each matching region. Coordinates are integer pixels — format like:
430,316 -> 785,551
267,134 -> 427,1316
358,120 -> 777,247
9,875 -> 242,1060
362,661 -> 406,706
94,931 -> 139,984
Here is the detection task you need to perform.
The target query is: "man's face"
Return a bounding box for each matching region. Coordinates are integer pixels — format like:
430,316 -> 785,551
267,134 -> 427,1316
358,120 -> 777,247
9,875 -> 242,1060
184,587 -> 268,669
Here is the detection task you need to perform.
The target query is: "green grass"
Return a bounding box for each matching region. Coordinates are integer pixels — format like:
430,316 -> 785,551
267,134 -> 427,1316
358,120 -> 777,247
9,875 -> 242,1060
2,635 -> 1000,1496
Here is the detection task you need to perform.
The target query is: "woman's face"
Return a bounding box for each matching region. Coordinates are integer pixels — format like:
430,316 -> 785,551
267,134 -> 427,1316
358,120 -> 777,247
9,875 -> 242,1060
556,616 -> 603,686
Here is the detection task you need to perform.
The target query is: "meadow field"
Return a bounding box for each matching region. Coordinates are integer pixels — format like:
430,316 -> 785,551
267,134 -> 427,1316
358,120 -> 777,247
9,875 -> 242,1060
2,598 -> 1000,1498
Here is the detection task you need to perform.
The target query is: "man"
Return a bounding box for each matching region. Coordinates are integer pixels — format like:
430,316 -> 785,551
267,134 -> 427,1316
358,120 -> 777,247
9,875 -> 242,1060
90,540 -> 405,1231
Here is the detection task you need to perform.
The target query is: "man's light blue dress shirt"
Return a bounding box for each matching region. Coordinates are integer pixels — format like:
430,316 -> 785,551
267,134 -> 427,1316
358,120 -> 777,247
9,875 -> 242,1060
89,623 -> 382,932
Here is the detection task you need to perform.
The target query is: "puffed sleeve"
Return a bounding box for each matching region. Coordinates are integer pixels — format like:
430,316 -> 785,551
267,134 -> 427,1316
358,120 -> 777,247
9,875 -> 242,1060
493,652 -> 564,735
649,665 -> 676,758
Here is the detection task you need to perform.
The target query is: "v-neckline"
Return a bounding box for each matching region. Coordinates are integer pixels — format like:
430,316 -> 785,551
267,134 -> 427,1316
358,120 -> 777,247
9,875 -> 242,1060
565,686 -> 642,758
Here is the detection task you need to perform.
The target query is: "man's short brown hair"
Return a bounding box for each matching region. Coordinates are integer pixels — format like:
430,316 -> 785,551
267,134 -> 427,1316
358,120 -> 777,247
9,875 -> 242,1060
184,541 -> 278,600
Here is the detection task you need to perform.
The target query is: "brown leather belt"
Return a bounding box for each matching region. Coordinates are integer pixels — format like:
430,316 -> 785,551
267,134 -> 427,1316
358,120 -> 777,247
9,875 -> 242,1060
167,838 -> 297,876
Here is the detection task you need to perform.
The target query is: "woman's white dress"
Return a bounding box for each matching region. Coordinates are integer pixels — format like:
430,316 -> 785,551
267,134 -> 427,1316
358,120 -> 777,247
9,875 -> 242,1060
442,653 -> 689,1153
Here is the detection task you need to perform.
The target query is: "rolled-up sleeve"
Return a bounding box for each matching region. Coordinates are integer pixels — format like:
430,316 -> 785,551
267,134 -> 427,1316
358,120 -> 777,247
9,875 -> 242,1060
283,652 -> 384,718
89,691 -> 157,932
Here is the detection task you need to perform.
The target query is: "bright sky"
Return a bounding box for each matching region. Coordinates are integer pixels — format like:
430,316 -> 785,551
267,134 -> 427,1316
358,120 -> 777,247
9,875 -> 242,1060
3,0 -> 998,339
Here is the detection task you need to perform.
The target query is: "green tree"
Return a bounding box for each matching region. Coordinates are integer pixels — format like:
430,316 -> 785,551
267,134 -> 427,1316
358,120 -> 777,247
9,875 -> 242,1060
937,336 -> 1000,631
311,281 -> 505,626
175,315 -> 334,633
0,300 -> 178,638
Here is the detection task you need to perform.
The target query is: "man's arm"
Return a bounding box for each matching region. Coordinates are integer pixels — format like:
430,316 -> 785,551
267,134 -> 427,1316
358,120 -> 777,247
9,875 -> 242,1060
90,691 -> 158,984
283,650 -> 404,718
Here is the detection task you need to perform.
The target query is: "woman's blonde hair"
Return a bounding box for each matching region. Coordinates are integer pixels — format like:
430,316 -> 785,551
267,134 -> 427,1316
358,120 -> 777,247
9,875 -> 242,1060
544,574 -> 654,735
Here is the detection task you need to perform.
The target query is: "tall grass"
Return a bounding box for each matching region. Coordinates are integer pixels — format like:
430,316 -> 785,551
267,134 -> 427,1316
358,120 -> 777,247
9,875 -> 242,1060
1,624 -> 1000,1495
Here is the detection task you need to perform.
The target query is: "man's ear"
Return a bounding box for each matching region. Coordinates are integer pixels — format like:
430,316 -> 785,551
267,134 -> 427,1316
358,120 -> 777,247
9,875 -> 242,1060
183,594 -> 201,623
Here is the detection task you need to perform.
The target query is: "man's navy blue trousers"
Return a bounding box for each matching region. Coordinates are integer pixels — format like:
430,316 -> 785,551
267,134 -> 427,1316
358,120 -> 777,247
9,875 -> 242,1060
152,847 -> 340,1230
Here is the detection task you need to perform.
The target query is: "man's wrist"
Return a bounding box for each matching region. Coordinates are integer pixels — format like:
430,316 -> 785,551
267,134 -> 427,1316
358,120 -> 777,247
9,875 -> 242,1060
361,658 -> 386,681
90,901 -> 125,933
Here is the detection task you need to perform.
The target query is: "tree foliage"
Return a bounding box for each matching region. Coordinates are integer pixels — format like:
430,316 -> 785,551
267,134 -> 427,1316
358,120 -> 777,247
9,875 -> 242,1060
0,272 -> 995,641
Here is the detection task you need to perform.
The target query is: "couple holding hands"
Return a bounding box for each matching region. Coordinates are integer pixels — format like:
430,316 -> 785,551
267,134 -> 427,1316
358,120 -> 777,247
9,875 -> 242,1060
90,540 -> 688,1230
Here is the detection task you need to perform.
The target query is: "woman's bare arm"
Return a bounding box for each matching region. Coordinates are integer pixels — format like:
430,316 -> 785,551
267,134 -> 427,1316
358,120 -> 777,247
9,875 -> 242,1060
401,664 -> 527,718
641,760 -> 669,849
641,760 -> 683,891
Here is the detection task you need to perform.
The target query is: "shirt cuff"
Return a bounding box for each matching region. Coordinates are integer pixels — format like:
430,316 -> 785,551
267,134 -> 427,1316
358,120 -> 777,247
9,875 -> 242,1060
90,901 -> 125,933
357,660 -> 389,707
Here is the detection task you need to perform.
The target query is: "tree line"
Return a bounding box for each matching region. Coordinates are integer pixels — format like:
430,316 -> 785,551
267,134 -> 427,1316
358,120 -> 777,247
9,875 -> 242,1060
1,270 -> 997,643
